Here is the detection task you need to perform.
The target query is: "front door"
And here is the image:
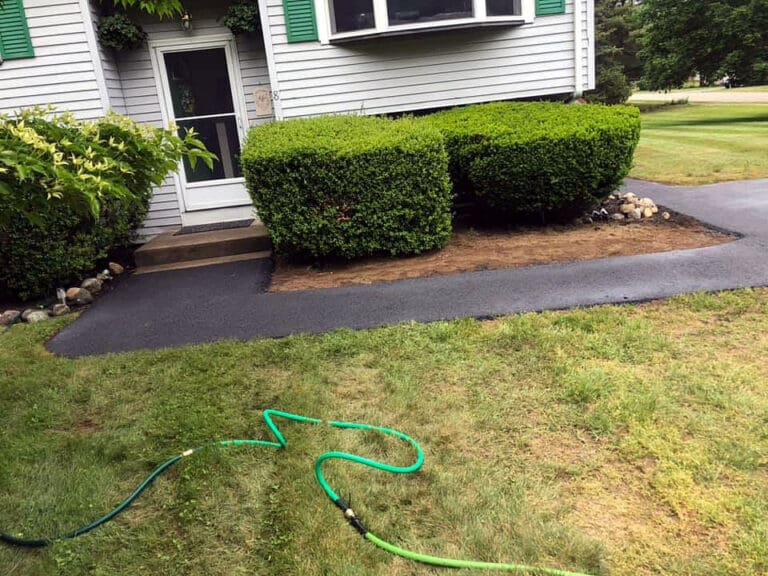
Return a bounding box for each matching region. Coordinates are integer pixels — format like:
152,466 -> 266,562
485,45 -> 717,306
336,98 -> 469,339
155,41 -> 251,212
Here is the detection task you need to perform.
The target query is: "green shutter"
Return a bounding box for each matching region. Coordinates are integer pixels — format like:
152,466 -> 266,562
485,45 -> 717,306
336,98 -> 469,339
283,0 -> 318,43
535,0 -> 565,16
0,0 -> 34,60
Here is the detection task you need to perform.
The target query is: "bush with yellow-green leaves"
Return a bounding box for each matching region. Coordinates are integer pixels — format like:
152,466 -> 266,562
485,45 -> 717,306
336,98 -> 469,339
0,108 -> 214,300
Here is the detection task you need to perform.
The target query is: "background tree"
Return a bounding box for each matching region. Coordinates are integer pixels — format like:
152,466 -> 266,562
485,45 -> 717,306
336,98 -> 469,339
639,0 -> 768,89
588,0 -> 642,104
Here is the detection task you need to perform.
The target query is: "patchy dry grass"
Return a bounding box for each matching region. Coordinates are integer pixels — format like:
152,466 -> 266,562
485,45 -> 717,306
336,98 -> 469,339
2,290 -> 768,575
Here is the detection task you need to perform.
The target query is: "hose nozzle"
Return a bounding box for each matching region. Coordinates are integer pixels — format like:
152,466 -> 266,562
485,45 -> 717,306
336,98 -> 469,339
335,498 -> 368,536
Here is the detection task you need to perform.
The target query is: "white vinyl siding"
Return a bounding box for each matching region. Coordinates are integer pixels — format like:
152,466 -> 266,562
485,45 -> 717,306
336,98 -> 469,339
114,1 -> 271,238
265,0 -> 592,118
89,0 -> 127,113
0,0 -> 104,118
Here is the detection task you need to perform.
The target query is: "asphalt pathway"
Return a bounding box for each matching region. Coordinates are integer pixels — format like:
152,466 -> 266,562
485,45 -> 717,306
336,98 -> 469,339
47,178 -> 768,357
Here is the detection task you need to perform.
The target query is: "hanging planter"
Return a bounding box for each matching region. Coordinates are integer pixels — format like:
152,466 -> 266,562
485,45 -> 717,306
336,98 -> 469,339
221,0 -> 260,35
97,13 -> 148,51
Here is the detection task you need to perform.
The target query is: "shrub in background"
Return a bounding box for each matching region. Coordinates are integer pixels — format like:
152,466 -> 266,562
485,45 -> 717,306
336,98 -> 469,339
0,109 -> 214,300
587,65 -> 633,105
424,102 -> 641,220
242,115 -> 451,259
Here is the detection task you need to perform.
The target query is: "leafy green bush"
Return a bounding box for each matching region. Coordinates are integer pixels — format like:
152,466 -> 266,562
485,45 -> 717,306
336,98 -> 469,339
1,203 -> 116,301
242,115 -> 451,259
424,102 -> 641,220
110,0 -> 184,18
586,65 -> 633,105
0,109 -> 214,300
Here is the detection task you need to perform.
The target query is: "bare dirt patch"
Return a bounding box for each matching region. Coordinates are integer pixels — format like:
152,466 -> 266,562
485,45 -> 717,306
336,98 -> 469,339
525,432 -> 732,575
270,211 -> 734,293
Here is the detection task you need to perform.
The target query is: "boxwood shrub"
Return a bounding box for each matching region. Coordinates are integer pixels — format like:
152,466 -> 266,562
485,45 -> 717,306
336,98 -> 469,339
242,115 -> 452,259
424,102 -> 641,219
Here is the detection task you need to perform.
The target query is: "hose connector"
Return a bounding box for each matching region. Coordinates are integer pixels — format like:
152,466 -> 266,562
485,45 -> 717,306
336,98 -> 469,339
334,498 -> 368,537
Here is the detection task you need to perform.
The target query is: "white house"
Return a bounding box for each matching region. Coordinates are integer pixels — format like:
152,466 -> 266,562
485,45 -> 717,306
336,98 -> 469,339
0,0 -> 594,238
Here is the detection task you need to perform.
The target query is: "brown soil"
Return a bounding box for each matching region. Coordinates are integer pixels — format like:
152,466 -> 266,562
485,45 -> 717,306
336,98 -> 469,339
270,209 -> 735,293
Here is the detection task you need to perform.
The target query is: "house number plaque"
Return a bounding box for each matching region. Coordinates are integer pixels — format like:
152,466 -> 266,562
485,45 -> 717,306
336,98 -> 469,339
254,87 -> 274,117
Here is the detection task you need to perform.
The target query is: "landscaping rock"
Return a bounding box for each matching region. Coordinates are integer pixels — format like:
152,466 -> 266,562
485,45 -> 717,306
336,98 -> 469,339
619,203 -> 636,214
638,197 -> 656,208
611,213 -> 626,221
643,207 -> 654,218
97,271 -> 112,282
622,192 -> 638,202
66,287 -> 81,301
67,288 -> 94,306
81,277 -> 103,294
651,205 -> 659,214
662,211 -> 671,220
108,262 -> 125,275
0,310 -> 21,326
630,208 -> 643,220
51,303 -> 71,317
25,310 -> 50,323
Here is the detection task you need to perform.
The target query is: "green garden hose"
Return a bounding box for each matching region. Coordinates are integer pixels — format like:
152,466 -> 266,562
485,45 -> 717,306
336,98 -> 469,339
1,409 -> 592,576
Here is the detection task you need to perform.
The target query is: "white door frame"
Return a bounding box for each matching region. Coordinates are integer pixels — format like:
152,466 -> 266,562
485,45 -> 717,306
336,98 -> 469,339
149,34 -> 253,216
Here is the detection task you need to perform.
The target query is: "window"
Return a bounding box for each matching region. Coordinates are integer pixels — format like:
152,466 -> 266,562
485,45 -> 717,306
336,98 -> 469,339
330,0 -> 376,32
319,0 -> 532,42
486,0 -> 521,16
387,0 -> 473,26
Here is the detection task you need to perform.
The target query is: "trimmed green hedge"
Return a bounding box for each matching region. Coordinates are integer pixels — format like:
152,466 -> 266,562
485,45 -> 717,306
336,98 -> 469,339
242,115 -> 452,259
423,102 -> 641,219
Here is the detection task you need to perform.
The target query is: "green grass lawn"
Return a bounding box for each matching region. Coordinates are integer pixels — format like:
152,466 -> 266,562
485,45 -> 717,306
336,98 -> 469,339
633,85 -> 768,96
730,85 -> 768,92
631,103 -> 768,184
2,290 -> 768,575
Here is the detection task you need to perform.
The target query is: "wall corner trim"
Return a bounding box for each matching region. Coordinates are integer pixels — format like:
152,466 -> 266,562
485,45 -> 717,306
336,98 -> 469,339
256,0 -> 284,120
79,0 -> 110,114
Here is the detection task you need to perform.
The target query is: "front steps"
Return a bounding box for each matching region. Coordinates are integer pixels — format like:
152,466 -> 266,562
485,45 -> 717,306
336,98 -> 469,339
134,222 -> 272,274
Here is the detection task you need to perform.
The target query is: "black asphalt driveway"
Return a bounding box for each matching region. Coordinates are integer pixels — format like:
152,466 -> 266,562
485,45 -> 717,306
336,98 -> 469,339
47,178 -> 768,357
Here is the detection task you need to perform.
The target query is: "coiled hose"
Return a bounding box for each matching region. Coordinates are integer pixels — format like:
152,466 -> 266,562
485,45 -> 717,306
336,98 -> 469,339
1,409 -> 592,576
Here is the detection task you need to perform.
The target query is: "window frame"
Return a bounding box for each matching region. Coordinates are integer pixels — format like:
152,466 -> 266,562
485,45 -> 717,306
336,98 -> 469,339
315,0 -> 534,43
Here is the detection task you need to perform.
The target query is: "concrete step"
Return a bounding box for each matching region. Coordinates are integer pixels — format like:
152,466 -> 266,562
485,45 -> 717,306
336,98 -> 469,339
134,251 -> 272,275
135,222 -> 272,270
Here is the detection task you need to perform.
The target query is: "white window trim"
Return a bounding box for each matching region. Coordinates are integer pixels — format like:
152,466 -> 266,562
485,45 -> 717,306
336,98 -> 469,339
316,0 -> 534,43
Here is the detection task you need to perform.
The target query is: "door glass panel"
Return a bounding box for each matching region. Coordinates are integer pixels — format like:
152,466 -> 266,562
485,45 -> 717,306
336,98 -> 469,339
164,49 -> 234,117
164,47 -> 242,183
177,117 -> 242,182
